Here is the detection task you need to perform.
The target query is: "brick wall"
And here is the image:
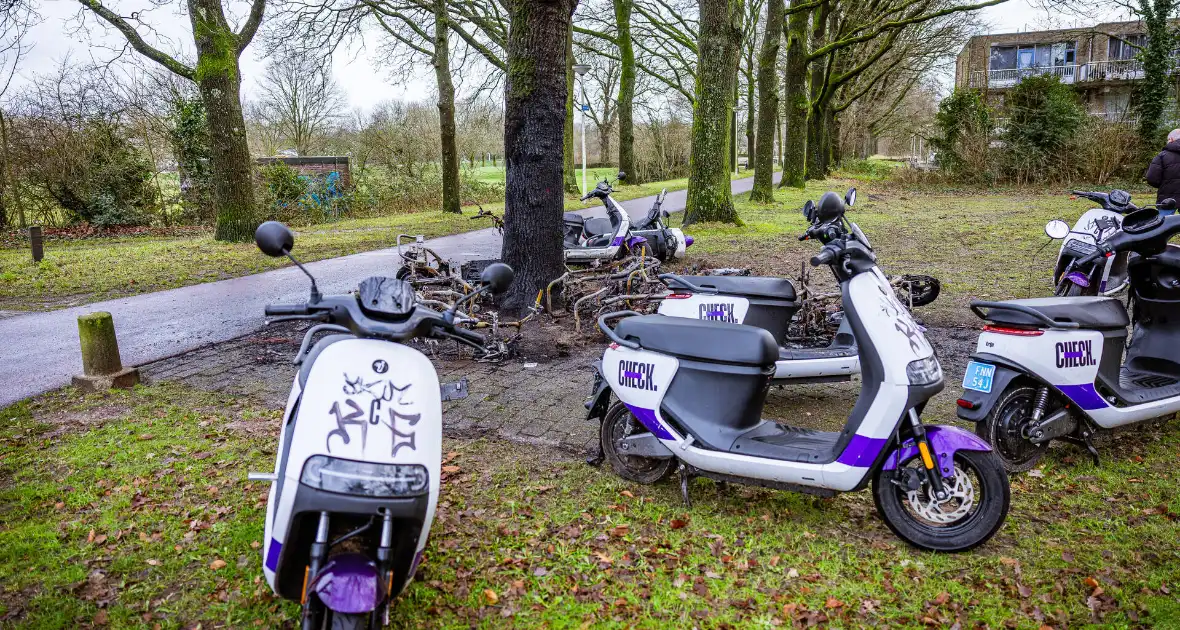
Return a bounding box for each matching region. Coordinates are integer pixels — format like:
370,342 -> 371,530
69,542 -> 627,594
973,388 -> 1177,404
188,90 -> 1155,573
256,156 -> 352,189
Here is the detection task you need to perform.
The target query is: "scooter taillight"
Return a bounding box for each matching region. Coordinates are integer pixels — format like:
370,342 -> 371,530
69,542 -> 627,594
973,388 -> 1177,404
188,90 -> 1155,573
665,293 -> 693,299
982,324 -> 1044,337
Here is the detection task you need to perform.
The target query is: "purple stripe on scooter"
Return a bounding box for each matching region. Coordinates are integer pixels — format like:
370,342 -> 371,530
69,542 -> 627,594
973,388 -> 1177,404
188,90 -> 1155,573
1057,383 -> 1109,410
611,236 -> 624,246
835,434 -> 888,467
624,404 -> 676,440
623,371 -> 643,379
265,538 -> 282,571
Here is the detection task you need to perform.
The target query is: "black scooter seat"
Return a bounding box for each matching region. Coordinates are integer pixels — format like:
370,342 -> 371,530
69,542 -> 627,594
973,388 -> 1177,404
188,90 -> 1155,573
563,212 -> 585,226
979,297 -> 1129,330
615,315 -> 778,366
666,275 -> 798,301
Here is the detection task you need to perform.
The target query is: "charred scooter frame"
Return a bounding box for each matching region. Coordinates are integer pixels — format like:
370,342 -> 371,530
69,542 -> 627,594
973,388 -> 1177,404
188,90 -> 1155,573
585,210 -> 1011,552
248,222 -> 514,629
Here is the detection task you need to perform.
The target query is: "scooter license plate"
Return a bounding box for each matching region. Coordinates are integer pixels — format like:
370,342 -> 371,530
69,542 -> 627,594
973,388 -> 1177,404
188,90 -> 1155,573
962,361 -> 996,393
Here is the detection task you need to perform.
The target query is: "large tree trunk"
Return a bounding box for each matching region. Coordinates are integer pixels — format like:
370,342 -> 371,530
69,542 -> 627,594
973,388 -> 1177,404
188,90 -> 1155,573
190,0 -> 256,242
806,103 -> 824,178
1137,0 -> 1171,148
500,0 -> 578,313
563,29 -> 580,195
599,124 -> 612,164
614,0 -> 637,181
780,6 -> 808,189
684,0 -> 744,225
749,0 -> 782,202
435,0 -> 462,213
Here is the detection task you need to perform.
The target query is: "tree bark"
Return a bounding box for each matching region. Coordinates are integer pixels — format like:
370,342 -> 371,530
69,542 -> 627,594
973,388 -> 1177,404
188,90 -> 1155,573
749,0 -> 782,202
614,0 -> 638,181
599,124 -> 612,164
190,0 -> 257,242
435,0 -> 462,213
501,0 -> 578,313
684,0 -> 744,225
780,6 -> 808,189
806,102 -> 825,178
804,3 -> 828,180
563,29 -> 580,195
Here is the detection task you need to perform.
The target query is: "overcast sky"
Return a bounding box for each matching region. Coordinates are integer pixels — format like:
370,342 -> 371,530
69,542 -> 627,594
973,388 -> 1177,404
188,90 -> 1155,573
13,0 -> 1134,111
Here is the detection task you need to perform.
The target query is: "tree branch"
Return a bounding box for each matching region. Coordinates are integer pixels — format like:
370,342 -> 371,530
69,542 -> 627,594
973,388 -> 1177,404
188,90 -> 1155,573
76,0 -> 195,79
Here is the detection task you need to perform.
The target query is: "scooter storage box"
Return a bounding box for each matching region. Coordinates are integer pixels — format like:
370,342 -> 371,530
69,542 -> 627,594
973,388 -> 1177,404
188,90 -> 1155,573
664,276 -> 801,344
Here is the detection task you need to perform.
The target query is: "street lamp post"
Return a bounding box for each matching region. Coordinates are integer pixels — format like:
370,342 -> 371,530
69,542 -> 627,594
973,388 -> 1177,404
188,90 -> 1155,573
573,63 -> 591,196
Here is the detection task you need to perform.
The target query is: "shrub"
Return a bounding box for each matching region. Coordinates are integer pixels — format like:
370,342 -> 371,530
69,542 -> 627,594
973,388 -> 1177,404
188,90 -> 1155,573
167,97 -> 214,224
1002,75 -> 1086,183
931,89 -> 995,182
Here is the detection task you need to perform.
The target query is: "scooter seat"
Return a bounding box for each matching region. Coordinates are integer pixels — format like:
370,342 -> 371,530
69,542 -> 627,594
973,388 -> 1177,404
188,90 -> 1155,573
615,315 -> 778,366
977,297 -> 1129,330
584,217 -> 614,236
665,275 -> 798,301
563,212 -> 585,226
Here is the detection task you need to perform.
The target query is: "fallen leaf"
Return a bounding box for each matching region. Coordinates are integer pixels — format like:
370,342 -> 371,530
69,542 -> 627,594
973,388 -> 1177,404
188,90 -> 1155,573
933,592 -> 950,605
705,571 -> 721,579
620,490 -> 634,498
1084,577 -> 1100,589
442,465 -> 461,474
533,567 -> 549,577
93,610 -> 109,625
93,534 -> 108,545
483,589 -> 498,605
670,519 -> 688,530
825,597 -> 843,609
209,559 -> 227,570
786,568 -> 799,579
251,541 -> 261,549
1018,583 -> 1032,598
146,559 -> 161,566
88,529 -> 96,543
769,555 -> 781,567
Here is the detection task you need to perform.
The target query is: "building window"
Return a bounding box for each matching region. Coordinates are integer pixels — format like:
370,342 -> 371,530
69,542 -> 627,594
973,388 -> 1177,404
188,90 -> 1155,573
1053,42 -> 1076,66
990,45 -> 1017,70
1109,34 -> 1147,60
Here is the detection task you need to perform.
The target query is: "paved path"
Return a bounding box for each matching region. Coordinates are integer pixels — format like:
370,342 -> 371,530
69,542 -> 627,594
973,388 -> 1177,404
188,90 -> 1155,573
0,175 -> 778,407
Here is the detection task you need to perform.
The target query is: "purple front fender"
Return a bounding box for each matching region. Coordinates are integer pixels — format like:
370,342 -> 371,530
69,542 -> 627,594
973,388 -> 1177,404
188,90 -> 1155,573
309,553 -> 384,614
882,425 -> 992,478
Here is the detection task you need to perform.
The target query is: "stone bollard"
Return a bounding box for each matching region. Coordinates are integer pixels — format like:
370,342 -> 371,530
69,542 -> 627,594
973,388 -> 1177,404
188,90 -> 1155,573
71,312 -> 140,392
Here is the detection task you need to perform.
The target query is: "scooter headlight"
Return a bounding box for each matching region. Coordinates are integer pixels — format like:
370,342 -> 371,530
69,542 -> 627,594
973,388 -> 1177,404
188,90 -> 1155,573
300,455 -> 429,497
906,355 -> 943,386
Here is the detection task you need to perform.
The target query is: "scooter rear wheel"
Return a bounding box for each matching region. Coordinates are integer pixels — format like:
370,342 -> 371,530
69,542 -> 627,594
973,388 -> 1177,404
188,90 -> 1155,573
601,402 -> 674,484
872,450 -> 1010,552
975,385 -> 1050,473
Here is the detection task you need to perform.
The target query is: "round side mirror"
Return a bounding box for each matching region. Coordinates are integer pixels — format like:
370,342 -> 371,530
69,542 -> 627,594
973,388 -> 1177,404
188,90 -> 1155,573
616,171 -> 626,181
1044,219 -> 1070,240
255,221 -> 294,257
802,200 -> 817,222
845,187 -> 857,207
480,263 -> 514,295
1161,198 -> 1177,210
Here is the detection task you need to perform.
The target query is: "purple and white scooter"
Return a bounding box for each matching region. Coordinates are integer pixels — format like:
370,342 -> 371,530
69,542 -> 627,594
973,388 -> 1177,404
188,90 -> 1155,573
586,215 -> 1011,552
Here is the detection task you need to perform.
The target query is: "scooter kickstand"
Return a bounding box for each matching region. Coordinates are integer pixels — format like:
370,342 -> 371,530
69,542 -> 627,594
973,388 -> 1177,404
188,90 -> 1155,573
1080,429 -> 1100,466
678,462 -> 692,508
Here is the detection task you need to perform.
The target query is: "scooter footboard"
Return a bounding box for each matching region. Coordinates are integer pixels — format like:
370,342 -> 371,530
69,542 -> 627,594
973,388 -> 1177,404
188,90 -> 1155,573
882,425 -> 992,478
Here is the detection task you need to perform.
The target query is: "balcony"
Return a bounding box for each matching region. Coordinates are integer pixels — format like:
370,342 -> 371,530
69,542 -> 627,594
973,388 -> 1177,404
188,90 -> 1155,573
966,59 -> 1151,89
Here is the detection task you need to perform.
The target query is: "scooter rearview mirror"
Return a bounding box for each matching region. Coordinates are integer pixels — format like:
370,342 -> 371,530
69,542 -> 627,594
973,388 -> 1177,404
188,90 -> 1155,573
802,200 -> 817,222
255,221 -> 294,257
1044,219 -> 1070,240
480,263 -> 514,295
1161,198 -> 1177,211
616,171 -> 626,182
845,187 -> 857,207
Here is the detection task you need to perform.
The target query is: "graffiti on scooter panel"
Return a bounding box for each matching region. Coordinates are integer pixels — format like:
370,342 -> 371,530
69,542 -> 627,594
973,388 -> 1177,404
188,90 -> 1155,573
873,276 -> 932,357
329,372 -> 421,456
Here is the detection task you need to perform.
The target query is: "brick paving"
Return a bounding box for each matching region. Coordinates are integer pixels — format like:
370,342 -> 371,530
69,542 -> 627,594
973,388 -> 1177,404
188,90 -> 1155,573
140,322 -> 606,454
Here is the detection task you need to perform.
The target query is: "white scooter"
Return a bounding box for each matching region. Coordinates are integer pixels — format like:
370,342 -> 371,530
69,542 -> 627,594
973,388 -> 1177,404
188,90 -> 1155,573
248,222 -> 514,629
1050,189 -> 1138,296
960,207 -> 1180,472
656,190 -> 862,383
564,173 -> 635,264
586,212 -> 1011,552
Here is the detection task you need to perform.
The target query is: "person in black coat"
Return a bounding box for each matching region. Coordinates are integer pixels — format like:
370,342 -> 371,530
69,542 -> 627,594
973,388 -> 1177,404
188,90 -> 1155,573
1145,129 -> 1180,210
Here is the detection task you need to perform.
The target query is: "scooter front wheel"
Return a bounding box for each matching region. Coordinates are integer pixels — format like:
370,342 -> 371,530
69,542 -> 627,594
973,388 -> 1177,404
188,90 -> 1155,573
328,612 -> 369,630
872,450 -> 1010,552
601,402 -> 674,484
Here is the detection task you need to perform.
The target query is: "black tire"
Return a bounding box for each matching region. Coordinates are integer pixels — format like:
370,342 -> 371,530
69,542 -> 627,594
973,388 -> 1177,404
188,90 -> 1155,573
395,266 -> 411,281
601,402 -> 674,484
873,449 -> 1010,552
327,612 -> 369,630
897,275 -> 941,307
974,385 -> 1049,473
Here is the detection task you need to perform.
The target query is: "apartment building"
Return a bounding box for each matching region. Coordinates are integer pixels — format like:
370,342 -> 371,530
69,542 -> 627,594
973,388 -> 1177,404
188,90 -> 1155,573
954,20 -> 1167,122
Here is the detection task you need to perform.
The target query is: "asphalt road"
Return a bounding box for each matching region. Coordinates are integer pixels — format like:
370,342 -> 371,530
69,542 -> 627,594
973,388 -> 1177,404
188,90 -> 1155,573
0,174 -> 778,407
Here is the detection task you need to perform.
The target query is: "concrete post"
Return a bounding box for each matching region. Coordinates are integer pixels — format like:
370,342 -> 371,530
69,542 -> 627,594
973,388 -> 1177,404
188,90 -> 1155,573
71,312 -> 140,392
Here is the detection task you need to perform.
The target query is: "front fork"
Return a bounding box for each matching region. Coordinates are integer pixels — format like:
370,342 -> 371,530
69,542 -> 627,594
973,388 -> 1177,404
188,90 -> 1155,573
301,512 -> 331,630
905,409 -> 949,501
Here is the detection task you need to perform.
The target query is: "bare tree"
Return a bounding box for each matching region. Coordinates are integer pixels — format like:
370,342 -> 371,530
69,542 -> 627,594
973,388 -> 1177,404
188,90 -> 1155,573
257,55 -> 346,156
71,0 -> 267,241
0,0 -> 38,227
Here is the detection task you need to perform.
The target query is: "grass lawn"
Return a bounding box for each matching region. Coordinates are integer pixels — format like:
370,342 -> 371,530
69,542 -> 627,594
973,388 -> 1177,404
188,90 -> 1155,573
676,178 -> 1156,328
0,169 -> 759,312
2,383 -> 1179,628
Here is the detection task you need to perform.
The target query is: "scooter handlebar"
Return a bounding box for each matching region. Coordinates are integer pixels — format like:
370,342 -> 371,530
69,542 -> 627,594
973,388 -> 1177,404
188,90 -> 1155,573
810,247 -> 838,267
265,303 -> 311,317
